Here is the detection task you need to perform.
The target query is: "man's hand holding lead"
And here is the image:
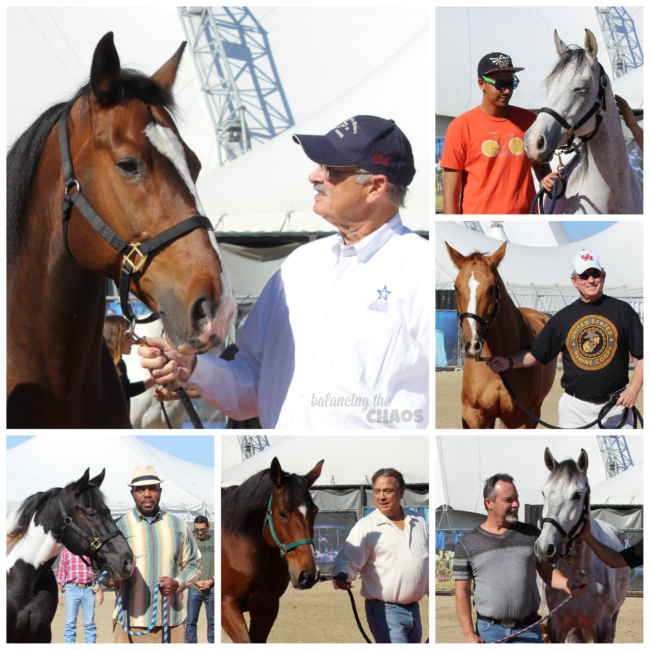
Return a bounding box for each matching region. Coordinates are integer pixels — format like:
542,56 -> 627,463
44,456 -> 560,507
138,337 -> 196,385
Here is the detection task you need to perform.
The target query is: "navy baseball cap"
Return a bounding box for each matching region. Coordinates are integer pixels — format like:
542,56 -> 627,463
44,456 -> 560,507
292,115 -> 415,186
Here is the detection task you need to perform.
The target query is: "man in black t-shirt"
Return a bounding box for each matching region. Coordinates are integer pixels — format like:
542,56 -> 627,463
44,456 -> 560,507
487,249 -> 643,428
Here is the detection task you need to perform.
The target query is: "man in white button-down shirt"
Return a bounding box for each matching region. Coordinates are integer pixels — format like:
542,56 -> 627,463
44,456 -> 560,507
140,116 -> 429,428
332,468 -> 429,643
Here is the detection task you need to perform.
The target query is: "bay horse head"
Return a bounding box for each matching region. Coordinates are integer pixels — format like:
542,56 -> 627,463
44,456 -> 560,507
7,468 -> 135,580
535,448 -> 590,565
525,29 -> 608,162
445,241 -> 506,359
263,457 -> 324,590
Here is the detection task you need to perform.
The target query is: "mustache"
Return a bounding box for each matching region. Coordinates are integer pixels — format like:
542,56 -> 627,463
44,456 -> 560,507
313,183 -> 329,197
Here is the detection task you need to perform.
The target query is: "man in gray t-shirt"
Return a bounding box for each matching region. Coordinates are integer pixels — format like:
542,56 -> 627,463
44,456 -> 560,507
453,474 -> 586,644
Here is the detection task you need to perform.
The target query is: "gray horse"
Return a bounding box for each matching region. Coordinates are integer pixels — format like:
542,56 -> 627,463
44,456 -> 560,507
535,448 -> 630,643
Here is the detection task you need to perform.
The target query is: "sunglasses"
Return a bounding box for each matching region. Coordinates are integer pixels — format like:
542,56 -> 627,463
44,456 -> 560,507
194,527 -> 208,532
578,270 -> 602,280
481,75 -> 519,92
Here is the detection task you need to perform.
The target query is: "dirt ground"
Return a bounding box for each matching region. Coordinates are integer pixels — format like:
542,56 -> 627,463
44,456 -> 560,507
50,589 -> 210,643
221,582 -> 430,643
435,368 -> 644,429
435,593 -> 643,643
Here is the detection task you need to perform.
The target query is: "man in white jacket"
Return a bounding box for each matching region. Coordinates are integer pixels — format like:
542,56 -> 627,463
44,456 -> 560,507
332,468 -> 429,643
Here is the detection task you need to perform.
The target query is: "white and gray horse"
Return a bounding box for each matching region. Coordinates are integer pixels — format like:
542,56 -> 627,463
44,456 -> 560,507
535,448 -> 630,643
525,29 -> 642,214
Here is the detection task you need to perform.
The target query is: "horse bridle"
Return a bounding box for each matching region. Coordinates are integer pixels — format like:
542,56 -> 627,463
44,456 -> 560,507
542,480 -> 591,558
538,62 -> 608,154
57,491 -> 124,570
457,281 -> 500,351
58,99 -> 213,326
262,488 -> 315,559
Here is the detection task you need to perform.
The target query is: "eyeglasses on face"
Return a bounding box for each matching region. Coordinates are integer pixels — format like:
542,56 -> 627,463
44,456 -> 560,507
320,165 -> 363,181
578,270 -> 602,280
194,527 -> 207,532
481,75 -> 519,91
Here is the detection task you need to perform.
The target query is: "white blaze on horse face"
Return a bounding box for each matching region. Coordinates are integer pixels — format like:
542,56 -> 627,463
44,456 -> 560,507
145,123 -> 236,342
298,505 -> 308,519
6,515 -> 63,573
467,272 -> 480,349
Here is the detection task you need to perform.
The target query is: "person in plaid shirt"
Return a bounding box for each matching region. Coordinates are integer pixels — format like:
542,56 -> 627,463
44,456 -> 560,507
108,465 -> 201,643
57,548 -> 104,643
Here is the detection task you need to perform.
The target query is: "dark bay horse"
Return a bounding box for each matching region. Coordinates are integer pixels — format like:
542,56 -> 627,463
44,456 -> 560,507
535,448 -> 630,642
7,469 -> 135,643
222,457 -> 324,643
7,32 -> 236,428
446,241 -> 556,428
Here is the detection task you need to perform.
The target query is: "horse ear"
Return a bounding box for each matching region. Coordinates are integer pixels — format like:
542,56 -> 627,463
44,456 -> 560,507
487,241 -> 507,269
544,447 -> 556,471
584,29 -> 598,59
270,457 -> 285,488
89,469 -> 106,489
73,468 -> 91,493
554,30 -> 569,57
90,32 -> 122,107
577,449 -> 589,474
446,242 -> 466,270
304,460 -> 324,488
151,42 -> 187,93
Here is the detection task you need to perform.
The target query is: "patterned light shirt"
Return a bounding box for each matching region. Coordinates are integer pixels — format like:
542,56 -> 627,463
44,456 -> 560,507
57,548 -> 95,586
111,508 -> 201,627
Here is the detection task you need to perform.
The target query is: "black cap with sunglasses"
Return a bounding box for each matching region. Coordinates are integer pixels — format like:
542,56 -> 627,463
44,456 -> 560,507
478,53 -> 524,91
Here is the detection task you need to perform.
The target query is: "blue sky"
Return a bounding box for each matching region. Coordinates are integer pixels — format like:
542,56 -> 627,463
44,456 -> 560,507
7,436 -> 214,467
562,221 -> 617,241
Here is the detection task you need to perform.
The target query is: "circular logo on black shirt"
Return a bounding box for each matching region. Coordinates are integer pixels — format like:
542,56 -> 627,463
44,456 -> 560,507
566,316 -> 618,371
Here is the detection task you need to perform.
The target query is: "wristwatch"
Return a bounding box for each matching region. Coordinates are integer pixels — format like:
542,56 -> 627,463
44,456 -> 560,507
507,356 -> 514,370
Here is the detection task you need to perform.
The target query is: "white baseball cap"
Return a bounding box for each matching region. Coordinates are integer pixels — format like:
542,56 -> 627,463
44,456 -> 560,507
572,249 -> 603,275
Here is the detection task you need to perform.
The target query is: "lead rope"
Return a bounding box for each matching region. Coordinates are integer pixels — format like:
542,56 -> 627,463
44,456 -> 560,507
319,574 -> 372,643
96,570 -> 168,643
489,558 -> 587,644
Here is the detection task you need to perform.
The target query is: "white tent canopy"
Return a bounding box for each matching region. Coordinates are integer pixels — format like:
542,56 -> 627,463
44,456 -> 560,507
7,436 -> 214,521
221,436 -> 429,487
436,435 -> 644,515
436,221 -> 643,315
590,462 -> 643,505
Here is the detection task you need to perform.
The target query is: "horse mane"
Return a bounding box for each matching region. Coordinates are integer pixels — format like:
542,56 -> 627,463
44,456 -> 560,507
6,479 -> 109,546
7,68 -> 177,266
222,468 -> 311,536
463,251 -> 491,263
545,459 -> 583,491
545,46 -> 588,88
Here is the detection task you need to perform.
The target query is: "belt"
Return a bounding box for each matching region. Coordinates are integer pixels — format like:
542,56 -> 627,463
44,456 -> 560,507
70,583 -> 92,589
566,390 -> 623,405
476,611 -> 540,629
373,600 -> 418,607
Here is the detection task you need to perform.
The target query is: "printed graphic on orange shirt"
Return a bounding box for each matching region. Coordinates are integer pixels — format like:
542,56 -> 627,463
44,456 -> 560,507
566,315 -> 618,371
481,133 -> 526,159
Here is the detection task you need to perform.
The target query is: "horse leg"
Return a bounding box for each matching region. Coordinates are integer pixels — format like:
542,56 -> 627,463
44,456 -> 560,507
593,614 -> 613,643
35,626 -> 52,643
248,598 -> 280,644
221,597 -> 251,643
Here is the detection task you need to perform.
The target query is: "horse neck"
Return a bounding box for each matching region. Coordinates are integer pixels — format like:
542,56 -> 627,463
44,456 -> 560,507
484,272 -> 529,356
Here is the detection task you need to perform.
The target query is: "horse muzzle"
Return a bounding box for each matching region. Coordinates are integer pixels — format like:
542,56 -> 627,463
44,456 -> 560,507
524,119 -> 563,162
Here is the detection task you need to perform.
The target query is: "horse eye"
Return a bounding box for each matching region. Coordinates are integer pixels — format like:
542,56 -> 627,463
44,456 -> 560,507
488,285 -> 496,293
572,492 -> 582,501
87,512 -> 98,519
117,159 -> 139,174
279,510 -> 288,519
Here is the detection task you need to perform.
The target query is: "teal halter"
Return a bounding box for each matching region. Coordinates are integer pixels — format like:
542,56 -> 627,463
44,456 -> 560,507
262,489 -> 315,558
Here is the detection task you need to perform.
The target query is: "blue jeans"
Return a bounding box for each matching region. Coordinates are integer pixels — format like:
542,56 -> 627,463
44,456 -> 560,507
365,599 -> 422,643
186,589 -> 214,643
476,618 -> 543,644
64,585 -> 97,644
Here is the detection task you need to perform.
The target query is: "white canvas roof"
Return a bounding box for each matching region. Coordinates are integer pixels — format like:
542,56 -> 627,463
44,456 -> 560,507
435,435 -> 644,515
221,436 -> 429,487
7,436 -> 214,521
590,462 -> 643,505
436,221 -> 643,315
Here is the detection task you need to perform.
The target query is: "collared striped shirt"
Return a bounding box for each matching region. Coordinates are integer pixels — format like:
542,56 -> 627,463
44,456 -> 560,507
57,548 -> 95,586
111,508 -> 201,627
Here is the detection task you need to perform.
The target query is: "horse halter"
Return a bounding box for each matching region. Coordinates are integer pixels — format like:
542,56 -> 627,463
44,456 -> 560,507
457,280 -> 500,348
262,488 -> 315,559
57,491 -> 124,570
538,63 -> 608,154
542,480 -> 591,558
58,99 -> 213,326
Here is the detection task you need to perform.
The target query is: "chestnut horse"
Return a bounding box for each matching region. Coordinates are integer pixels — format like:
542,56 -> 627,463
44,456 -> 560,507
7,33 -> 235,428
222,457 -> 323,643
446,241 -> 556,428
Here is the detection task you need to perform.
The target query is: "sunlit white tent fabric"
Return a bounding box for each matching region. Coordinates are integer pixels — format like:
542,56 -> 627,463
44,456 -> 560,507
590,462 -> 643,505
7,436 -> 214,521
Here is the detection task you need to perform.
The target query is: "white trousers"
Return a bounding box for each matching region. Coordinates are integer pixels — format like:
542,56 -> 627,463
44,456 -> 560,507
558,392 -> 635,429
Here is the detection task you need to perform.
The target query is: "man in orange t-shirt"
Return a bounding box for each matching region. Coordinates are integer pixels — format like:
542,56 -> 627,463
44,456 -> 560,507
441,52 -> 558,214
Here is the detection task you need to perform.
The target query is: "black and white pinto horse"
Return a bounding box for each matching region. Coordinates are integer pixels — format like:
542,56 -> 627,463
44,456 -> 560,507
6,469 -> 135,643
535,448 -> 630,643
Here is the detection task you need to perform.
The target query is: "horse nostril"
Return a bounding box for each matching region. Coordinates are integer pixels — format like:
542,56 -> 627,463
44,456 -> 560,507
298,570 -> 309,587
537,135 -> 545,151
546,544 -> 555,557
190,295 -> 217,329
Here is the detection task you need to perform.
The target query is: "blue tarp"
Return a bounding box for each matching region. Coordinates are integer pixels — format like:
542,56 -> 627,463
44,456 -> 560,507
435,311 -> 459,367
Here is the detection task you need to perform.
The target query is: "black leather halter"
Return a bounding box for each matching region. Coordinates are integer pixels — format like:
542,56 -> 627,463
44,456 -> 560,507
457,281 -> 500,347
538,63 -> 608,154
58,100 -> 212,325
542,480 -> 591,558
57,491 -> 123,570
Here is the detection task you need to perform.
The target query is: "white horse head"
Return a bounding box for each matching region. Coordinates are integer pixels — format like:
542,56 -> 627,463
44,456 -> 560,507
535,447 -> 589,564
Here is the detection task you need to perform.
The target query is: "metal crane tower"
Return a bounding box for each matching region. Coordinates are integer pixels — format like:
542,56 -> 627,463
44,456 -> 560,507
178,7 -> 295,165
595,7 -> 644,79
597,435 -> 634,478
238,435 -> 270,460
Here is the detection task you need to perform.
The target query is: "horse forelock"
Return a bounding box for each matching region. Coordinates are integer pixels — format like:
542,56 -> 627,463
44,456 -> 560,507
545,459 -> 584,492
545,47 -> 590,88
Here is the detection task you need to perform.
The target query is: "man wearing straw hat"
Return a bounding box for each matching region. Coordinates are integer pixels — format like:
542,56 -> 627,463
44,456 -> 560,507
109,465 -> 202,643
